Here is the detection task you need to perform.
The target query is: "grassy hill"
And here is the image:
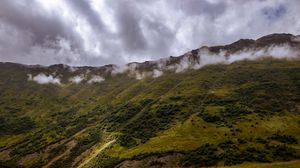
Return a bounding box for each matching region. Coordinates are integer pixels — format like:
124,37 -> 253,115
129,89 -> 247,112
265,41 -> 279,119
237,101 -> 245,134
0,34 -> 300,168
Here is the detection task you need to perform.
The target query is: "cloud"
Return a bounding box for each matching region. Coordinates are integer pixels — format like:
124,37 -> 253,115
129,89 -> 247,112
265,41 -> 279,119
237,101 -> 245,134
292,35 -> 300,42
174,44 -> 300,72
172,0 -> 227,19
152,69 -> 163,78
125,43 -> 300,78
26,44 -> 299,82
88,75 -> 105,83
66,0 -> 104,30
28,73 -> 61,85
0,0 -> 299,66
69,75 -> 85,84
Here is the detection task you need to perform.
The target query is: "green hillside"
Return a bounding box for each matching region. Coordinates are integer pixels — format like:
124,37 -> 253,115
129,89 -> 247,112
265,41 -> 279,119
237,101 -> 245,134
0,33 -> 300,168
0,58 -> 299,168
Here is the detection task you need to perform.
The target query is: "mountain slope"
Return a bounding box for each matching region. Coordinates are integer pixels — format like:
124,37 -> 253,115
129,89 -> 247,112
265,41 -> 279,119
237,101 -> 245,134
0,33 -> 300,168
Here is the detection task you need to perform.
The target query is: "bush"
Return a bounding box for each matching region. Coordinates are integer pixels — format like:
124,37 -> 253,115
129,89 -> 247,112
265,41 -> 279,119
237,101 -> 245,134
201,113 -> 221,123
243,147 -> 270,162
181,144 -> 219,167
269,133 -> 298,144
0,116 -> 36,135
256,137 -> 268,144
118,134 -> 137,147
266,144 -> 299,161
122,102 -> 181,140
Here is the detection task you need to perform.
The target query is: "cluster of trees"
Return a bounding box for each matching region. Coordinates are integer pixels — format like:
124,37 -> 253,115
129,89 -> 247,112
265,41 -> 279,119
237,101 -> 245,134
47,127 -> 102,168
181,143 -> 218,167
269,132 -> 298,144
118,134 -> 137,147
123,102 -> 181,141
181,139 -> 299,167
234,82 -> 296,113
11,132 -> 45,156
105,103 -> 145,133
198,104 -> 251,127
10,106 -> 105,163
0,116 -> 35,135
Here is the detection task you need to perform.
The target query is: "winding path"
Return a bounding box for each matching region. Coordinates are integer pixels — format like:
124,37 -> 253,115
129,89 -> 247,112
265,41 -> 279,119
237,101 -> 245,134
42,128 -> 87,168
76,139 -> 116,168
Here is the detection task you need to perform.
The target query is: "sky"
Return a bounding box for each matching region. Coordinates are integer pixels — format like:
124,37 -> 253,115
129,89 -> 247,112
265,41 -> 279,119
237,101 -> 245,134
0,0 -> 299,66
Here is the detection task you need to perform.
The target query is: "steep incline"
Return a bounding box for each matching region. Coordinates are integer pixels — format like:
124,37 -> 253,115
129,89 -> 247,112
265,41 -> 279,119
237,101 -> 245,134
0,33 -> 300,168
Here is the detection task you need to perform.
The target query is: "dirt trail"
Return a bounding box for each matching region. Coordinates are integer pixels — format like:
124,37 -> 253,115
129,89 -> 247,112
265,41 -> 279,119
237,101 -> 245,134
76,139 -> 116,168
43,128 -> 87,168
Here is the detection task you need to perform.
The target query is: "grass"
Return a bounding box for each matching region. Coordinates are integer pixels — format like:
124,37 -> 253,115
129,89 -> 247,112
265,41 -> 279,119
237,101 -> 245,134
108,114 -> 230,158
212,85 -> 232,97
0,134 -> 27,148
205,105 -> 225,114
0,59 -> 300,167
77,139 -> 116,168
108,112 -> 300,160
235,113 -> 300,141
222,160 -> 300,168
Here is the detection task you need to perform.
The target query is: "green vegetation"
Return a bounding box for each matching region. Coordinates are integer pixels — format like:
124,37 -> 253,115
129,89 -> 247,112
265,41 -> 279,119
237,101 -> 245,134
0,58 -> 300,167
82,153 -> 121,168
180,141 -> 299,167
0,116 -> 35,135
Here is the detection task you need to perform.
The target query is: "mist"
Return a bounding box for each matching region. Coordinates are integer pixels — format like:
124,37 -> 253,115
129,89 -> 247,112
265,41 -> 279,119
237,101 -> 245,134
109,43 -> 299,80
28,73 -> 61,85
26,41 -> 300,84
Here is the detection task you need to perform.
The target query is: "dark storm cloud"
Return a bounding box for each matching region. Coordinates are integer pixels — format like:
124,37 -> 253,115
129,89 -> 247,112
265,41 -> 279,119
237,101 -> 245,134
0,0 -> 299,66
66,0 -> 104,31
0,0 -> 73,44
173,0 -> 227,19
262,4 -> 287,21
143,19 -> 175,56
109,1 -> 148,52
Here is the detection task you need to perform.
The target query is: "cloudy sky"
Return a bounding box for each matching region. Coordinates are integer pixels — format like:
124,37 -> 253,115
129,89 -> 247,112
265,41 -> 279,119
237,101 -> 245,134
0,0 -> 299,66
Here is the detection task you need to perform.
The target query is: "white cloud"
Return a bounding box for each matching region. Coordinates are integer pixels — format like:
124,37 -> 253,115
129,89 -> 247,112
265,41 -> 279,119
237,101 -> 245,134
88,75 -> 105,83
153,44 -> 299,74
225,44 -> 298,63
0,0 -> 299,66
69,75 -> 85,84
107,43 -> 299,79
152,69 -> 163,78
29,73 -> 61,85
111,64 -> 129,74
292,35 -> 300,42
68,66 -> 78,72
